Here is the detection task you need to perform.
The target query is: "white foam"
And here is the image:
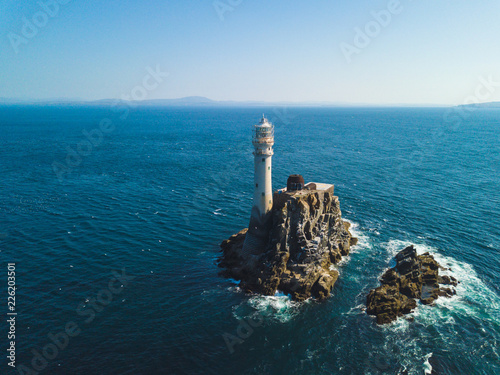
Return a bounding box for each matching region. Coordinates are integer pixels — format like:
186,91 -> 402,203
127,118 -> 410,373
487,241 -> 498,250
344,219 -> 371,253
380,313 -> 411,332
249,294 -> 302,323
423,353 -> 433,375
233,293 -> 303,323
332,255 -> 351,268
346,303 -> 366,316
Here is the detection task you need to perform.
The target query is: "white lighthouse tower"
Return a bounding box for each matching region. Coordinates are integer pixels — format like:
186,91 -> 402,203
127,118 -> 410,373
242,115 -> 274,255
252,115 -> 274,218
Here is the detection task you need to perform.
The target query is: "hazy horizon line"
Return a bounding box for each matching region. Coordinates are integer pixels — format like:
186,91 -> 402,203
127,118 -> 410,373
2,95 -> 497,108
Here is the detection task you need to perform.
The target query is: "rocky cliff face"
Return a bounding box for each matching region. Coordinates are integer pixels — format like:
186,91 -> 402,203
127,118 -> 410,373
366,246 -> 458,324
218,188 -> 357,301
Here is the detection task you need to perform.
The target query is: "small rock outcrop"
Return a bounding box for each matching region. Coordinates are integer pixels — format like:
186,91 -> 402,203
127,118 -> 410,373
366,245 -> 458,324
218,188 -> 357,301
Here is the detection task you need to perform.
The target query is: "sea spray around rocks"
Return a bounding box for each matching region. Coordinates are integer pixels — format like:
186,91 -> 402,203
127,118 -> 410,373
366,245 -> 458,324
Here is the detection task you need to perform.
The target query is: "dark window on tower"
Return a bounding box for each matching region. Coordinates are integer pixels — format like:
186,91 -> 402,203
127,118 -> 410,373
256,183 -> 258,187
262,158 -> 265,162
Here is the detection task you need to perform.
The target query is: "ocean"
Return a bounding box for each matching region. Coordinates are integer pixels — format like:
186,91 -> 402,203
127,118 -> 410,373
0,105 -> 499,374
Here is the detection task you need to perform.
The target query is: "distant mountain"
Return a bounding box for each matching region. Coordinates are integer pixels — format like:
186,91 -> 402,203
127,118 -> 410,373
89,96 -> 350,107
0,96 -> 352,107
3,96 -> 500,108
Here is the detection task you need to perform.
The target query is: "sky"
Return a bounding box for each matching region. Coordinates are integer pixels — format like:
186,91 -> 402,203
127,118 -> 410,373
0,0 -> 500,105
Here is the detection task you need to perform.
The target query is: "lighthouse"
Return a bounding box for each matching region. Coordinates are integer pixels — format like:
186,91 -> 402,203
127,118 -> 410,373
252,115 -> 274,218
242,115 -> 274,255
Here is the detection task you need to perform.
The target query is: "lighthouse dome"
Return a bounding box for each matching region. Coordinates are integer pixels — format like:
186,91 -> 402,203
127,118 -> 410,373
259,114 -> 271,126
253,115 -> 274,145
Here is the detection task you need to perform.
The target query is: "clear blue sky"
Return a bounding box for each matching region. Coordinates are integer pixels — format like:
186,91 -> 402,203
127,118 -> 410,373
1,0 -> 499,105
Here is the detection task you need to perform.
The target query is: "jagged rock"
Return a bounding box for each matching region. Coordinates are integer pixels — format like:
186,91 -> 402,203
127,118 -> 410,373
438,287 -> 456,298
218,188 -> 356,301
312,270 -> 339,300
366,245 -> 457,324
438,275 -> 458,287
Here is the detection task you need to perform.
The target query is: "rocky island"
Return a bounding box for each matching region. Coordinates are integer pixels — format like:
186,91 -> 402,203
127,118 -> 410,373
218,117 -> 357,301
218,181 -> 357,301
366,245 -> 459,324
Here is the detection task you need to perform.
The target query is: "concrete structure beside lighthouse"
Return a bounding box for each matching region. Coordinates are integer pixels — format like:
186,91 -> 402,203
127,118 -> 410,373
242,115 -> 274,255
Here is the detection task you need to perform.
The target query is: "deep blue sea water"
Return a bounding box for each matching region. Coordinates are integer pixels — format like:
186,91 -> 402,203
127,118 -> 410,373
0,105 -> 499,375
